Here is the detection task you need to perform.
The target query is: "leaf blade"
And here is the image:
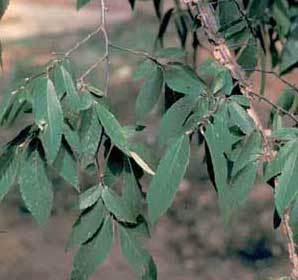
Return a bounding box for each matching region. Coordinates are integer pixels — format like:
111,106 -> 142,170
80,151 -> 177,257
18,151 -> 54,225
96,103 -> 129,154
147,135 -> 190,224
71,217 -> 114,280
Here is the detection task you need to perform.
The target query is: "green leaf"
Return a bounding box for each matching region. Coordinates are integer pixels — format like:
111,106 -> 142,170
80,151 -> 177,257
275,142 -> 298,216
199,60 -> 233,96
165,65 -> 205,96
199,59 -> 226,78
33,77 -> 63,162
123,162 -> 143,220
63,123 -> 82,157
212,69 -> 233,96
290,197 -> 298,242
119,224 -> 157,280
147,135 -> 190,224
130,151 -> 155,175
228,102 -> 254,134
224,163 -> 258,222
154,48 -> 185,59
0,152 -> 18,202
52,60 -> 72,97
135,66 -> 164,124
278,88 -> 296,111
96,103 -> 130,154
204,104 -> 257,223
0,93 -> 17,126
157,95 -> 199,145
80,107 -> 102,168
71,217 -> 114,280
238,40 -> 258,74
103,146 -> 124,187
86,85 -> 104,98
66,200 -> 105,251
78,92 -> 94,111
18,150 -> 54,225
231,131 -> 262,176
129,143 -> 158,176
269,88 -> 295,124
76,0 -> 93,10
229,95 -> 250,108
0,0 -> 9,20
225,23 -> 249,47
102,187 -> 136,223
78,185 -> 102,210
263,140 -> 295,182
270,128 -> 298,141
280,24 -> 298,74
219,0 -> 240,31
122,125 -> 139,140
248,0 -> 270,20
273,0 -> 290,37
182,98 -> 210,133
54,146 -> 79,191
1,89 -> 28,126
59,65 -> 81,110
133,60 -> 155,81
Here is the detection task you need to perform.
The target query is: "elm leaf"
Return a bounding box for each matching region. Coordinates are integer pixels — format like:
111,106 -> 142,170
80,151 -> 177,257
19,150 -> 54,225
66,200 -> 105,251
96,103 -> 130,154
71,217 -> 114,280
102,187 -> 136,223
33,77 -> 63,163
135,66 -> 164,124
147,135 -> 190,224
119,224 -> 157,280
165,65 -> 205,96
275,142 -> 298,216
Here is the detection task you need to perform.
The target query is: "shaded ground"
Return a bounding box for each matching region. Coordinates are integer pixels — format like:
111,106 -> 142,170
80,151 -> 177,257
0,1 -> 295,279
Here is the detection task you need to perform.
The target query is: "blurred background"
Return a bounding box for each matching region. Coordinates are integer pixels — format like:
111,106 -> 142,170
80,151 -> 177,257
0,0 -> 296,279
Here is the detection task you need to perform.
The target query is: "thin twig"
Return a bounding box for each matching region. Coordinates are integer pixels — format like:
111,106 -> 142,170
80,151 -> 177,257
244,68 -> 298,93
77,41 -> 166,84
109,43 -> 163,65
64,25 -> 102,57
11,72 -> 47,95
284,209 -> 298,279
10,25 -> 102,96
100,0 -> 110,95
78,0 -> 111,92
78,53 -> 107,82
248,91 -> 298,124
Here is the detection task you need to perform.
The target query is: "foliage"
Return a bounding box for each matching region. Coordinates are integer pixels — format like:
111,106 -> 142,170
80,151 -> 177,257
1,0 -> 298,279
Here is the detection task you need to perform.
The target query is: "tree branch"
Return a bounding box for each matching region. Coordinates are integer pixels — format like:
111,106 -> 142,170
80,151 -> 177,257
284,209 -> 298,279
248,91 -> 298,124
244,68 -> 298,94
